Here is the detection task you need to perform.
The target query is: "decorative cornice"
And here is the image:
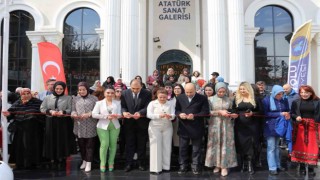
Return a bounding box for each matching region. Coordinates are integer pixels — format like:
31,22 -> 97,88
244,26 -> 260,45
27,29 -> 64,45
25,31 -> 44,47
311,24 -> 320,45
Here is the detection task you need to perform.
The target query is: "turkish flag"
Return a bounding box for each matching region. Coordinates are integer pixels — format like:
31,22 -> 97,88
38,42 -> 67,90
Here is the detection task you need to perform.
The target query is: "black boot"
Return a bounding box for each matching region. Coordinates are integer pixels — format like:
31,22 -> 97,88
240,156 -> 247,172
308,167 -> 316,176
248,160 -> 255,175
296,163 -> 301,175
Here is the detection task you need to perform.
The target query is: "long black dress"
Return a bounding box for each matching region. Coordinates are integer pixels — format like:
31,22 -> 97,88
233,100 -> 260,158
7,98 -> 45,169
40,94 -> 77,161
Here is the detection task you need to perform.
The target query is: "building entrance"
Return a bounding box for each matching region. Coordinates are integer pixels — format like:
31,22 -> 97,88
156,49 -> 193,79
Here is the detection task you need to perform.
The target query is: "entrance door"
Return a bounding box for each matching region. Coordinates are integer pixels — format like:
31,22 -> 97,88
156,49 -> 193,79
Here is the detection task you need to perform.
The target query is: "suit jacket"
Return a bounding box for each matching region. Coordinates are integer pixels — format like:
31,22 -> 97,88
175,93 -> 210,139
38,90 -> 51,101
121,88 -> 152,129
291,99 -> 320,122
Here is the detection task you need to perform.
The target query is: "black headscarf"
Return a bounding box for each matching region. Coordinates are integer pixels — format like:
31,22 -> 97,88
52,81 -> 66,97
78,81 -> 89,98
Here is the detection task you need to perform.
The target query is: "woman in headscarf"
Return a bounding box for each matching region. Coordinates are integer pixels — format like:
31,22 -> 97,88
205,82 -> 238,177
71,82 -> 98,172
146,70 -> 162,91
262,85 -> 290,176
2,88 -> 45,169
89,80 -> 101,94
40,81 -> 77,169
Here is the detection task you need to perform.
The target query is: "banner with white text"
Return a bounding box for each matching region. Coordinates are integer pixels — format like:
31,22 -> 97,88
287,20 -> 312,91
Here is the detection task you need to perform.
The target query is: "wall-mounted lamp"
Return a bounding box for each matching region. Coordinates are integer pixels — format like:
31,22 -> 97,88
153,37 -> 160,42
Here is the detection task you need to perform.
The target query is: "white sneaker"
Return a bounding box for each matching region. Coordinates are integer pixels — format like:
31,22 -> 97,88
85,162 -> 91,172
80,160 -> 86,170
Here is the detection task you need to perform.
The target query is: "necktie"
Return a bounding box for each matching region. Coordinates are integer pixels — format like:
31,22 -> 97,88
134,93 -> 138,106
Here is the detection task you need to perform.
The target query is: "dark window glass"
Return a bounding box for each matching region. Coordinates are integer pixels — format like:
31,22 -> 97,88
1,11 -> 34,91
63,8 -> 100,95
254,6 -> 293,87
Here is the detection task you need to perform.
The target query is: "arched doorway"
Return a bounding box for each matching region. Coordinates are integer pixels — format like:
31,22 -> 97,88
156,49 -> 193,79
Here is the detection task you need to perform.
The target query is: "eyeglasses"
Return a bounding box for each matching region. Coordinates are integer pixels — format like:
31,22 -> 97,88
116,90 -> 122,93
174,87 -> 181,90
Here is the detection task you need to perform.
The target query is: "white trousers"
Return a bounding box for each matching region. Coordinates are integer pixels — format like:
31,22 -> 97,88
148,121 -> 173,173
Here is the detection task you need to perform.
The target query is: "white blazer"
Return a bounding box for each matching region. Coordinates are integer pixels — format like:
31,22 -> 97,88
92,99 -> 121,130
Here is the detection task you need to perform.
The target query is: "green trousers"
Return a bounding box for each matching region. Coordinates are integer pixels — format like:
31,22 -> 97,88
97,123 -> 120,167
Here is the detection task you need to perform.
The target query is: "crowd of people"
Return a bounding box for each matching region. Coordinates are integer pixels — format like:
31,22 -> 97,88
1,67 -> 320,177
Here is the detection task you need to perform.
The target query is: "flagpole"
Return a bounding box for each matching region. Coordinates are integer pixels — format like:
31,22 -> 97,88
1,0 -> 10,163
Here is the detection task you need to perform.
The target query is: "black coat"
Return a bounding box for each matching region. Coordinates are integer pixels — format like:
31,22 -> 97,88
7,98 -> 45,168
175,93 -> 210,139
121,88 -> 152,129
291,99 -> 320,122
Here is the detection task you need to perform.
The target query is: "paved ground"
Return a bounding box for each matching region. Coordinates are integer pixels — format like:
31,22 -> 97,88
12,149 -> 320,180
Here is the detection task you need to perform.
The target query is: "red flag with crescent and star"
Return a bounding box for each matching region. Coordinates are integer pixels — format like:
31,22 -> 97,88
38,42 -> 67,90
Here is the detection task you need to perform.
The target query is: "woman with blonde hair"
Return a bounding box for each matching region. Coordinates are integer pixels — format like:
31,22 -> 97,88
233,81 -> 261,175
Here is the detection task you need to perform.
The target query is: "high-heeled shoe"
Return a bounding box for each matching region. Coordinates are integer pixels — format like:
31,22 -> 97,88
100,166 -> 106,173
241,161 -> 247,172
80,160 -> 86,170
85,162 -> 91,172
109,165 -> 114,172
213,167 -> 220,173
248,161 -> 255,175
221,168 -> 228,177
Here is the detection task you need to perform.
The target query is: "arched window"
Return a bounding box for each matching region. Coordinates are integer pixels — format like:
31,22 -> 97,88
63,8 -> 100,95
254,5 -> 293,87
1,10 -> 34,91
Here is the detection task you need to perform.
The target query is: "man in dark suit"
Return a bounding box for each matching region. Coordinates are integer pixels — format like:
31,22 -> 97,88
175,83 -> 210,175
121,79 -> 151,172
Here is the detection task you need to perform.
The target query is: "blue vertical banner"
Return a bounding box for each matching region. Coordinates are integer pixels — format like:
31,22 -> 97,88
288,20 -> 312,91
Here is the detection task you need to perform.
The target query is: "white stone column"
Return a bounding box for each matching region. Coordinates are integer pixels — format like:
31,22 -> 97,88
244,27 -> 259,84
138,0 -> 147,80
103,0 -> 121,81
203,0 -> 227,81
120,0 -> 139,83
26,31 -> 44,92
312,32 -> 320,94
227,0 -> 245,87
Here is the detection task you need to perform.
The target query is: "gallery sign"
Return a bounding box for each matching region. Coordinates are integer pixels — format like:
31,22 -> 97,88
158,0 -> 191,20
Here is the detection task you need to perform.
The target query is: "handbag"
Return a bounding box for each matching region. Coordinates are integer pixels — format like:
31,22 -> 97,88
275,116 -> 287,137
7,121 -> 17,133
